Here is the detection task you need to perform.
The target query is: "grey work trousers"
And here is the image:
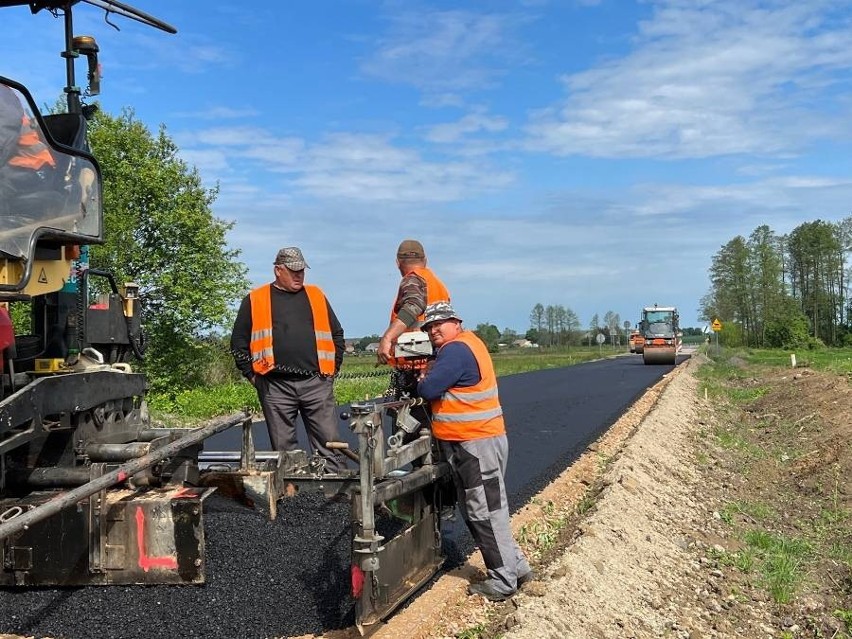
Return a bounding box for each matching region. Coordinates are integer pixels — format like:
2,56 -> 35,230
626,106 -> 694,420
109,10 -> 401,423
256,375 -> 345,472
439,434 -> 530,594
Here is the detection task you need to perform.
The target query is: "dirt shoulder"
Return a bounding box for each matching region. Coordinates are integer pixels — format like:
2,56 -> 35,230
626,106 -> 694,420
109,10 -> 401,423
387,353 -> 851,639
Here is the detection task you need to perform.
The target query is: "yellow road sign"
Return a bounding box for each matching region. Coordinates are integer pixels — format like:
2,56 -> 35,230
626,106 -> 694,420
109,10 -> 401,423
711,319 -> 722,332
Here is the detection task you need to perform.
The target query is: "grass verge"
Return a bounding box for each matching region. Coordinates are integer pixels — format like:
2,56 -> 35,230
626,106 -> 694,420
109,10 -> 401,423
699,351 -> 852,634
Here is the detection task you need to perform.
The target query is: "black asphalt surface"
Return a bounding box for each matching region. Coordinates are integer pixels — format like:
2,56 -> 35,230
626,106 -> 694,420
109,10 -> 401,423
0,353 -> 684,639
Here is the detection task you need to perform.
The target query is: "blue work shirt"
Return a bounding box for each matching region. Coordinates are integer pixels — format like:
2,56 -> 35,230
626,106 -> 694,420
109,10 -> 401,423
417,341 -> 481,400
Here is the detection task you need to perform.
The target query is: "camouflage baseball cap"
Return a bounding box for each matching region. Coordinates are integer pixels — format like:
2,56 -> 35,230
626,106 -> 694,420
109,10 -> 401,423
422,301 -> 462,327
397,239 -> 425,259
274,246 -> 309,270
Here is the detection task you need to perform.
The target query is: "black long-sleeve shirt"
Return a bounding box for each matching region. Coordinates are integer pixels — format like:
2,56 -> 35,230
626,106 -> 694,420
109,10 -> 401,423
230,284 -> 345,379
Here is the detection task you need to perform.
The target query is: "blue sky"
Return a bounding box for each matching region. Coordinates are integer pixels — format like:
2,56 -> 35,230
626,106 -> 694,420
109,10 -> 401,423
3,0 -> 852,337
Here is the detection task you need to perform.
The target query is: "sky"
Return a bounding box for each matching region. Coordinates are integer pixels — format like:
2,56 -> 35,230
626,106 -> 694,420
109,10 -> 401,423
2,0 -> 852,337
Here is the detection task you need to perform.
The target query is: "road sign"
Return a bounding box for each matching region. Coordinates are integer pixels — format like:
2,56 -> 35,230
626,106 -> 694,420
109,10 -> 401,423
711,318 -> 722,332
595,333 -> 606,344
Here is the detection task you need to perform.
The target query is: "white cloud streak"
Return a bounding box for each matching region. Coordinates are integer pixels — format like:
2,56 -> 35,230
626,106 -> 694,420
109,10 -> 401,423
524,0 -> 852,159
360,9 -> 526,94
180,128 -> 515,202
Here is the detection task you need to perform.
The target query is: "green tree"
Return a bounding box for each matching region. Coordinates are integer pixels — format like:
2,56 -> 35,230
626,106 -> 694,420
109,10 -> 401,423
787,220 -> 843,344
563,307 -> 580,346
357,334 -> 380,351
544,305 -> 558,346
501,327 -> 519,344
589,313 -> 599,333
747,225 -> 785,347
87,108 -> 250,394
473,323 -> 501,352
764,296 -> 811,349
529,304 -> 545,341
704,236 -> 754,342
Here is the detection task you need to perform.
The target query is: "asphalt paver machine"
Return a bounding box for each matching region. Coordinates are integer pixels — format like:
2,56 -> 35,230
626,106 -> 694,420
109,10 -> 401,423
0,0 -> 254,587
0,2 -> 455,632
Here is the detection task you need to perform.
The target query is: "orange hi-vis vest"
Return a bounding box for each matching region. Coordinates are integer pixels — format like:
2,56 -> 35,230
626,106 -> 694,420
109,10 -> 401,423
430,330 -> 506,442
390,265 -> 450,327
8,115 -> 55,171
248,284 -> 336,376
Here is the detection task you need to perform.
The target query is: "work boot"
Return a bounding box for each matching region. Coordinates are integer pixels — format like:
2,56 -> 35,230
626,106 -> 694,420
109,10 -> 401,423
468,581 -> 516,602
517,570 -> 536,587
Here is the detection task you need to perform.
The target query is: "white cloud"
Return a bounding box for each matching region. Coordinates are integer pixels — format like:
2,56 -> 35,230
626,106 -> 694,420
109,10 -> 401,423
425,109 -> 509,143
360,9 -> 526,94
524,1 -> 852,159
180,128 -> 515,202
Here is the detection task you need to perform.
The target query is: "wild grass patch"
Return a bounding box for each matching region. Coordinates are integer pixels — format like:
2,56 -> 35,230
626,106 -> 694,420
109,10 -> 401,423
719,500 -> 774,525
742,530 -> 811,604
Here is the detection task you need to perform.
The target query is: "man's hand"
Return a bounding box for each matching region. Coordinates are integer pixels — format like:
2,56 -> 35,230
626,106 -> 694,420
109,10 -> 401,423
377,336 -> 394,364
417,359 -> 434,381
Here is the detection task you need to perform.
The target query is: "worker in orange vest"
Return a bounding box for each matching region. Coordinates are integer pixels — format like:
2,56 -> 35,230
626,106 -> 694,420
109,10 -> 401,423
1,85 -> 56,213
377,239 -> 450,366
377,239 -> 451,446
417,301 -> 533,601
230,246 -> 346,472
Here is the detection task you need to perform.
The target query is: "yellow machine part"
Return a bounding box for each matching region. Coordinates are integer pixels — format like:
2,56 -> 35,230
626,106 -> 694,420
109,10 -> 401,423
0,250 -> 75,297
643,345 -> 676,365
33,358 -> 69,374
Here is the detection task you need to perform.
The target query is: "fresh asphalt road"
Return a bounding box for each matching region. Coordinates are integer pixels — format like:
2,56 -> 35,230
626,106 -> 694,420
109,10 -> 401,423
204,351 -> 688,509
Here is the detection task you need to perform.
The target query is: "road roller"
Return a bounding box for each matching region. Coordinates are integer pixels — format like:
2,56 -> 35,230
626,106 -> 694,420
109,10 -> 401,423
640,304 -> 680,365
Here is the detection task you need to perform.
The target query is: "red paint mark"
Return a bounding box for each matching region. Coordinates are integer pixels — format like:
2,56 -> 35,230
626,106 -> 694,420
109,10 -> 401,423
135,507 -> 178,572
171,487 -> 195,499
117,471 -> 128,483
351,564 -> 365,598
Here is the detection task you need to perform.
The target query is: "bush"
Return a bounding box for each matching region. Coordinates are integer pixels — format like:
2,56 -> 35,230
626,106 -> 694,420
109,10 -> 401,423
764,298 -> 811,349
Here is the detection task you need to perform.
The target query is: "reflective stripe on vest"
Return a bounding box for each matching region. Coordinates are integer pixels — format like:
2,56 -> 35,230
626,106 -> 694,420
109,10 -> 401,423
8,115 -> 55,171
431,330 -> 505,441
304,284 -> 336,374
248,283 -> 336,376
389,265 -> 450,327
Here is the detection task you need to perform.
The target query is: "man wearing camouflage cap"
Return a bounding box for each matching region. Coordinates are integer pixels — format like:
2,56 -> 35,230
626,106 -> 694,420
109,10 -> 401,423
377,239 -> 450,366
417,301 -> 533,602
377,239 -> 451,449
230,246 -> 346,472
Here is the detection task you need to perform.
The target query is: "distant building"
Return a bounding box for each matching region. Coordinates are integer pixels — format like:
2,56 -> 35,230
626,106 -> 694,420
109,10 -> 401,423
512,339 -> 537,348
365,342 -> 380,353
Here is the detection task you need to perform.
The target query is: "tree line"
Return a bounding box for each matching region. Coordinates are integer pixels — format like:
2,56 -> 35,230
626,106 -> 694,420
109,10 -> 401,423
700,219 -> 852,348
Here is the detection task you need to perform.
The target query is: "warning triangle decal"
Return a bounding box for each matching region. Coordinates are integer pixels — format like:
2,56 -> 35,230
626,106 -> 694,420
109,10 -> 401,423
38,268 -> 48,284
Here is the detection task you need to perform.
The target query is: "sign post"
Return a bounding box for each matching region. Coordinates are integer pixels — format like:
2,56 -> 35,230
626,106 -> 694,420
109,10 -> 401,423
595,332 -> 605,355
711,318 -> 722,356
